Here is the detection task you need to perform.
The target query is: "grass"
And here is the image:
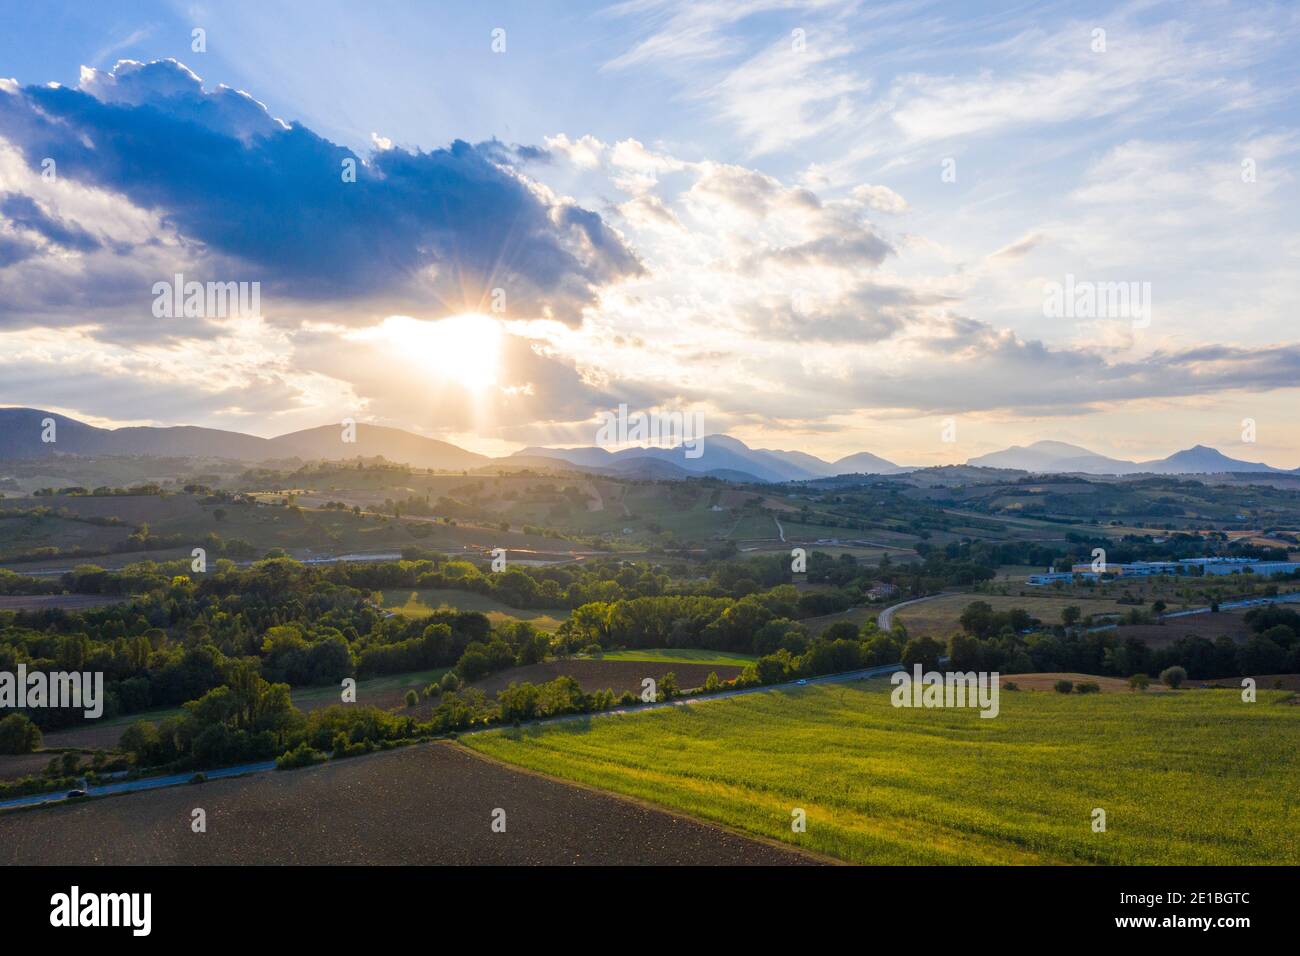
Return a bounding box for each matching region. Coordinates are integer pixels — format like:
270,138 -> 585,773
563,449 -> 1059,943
467,680 -> 1300,864
381,588 -> 569,632
288,667 -> 449,709
586,648 -> 756,666
895,592 -> 1130,635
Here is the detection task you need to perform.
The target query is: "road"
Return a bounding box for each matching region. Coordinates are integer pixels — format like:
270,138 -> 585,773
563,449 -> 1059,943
1087,590 -> 1300,631
878,592 -> 947,630
1159,590 -> 1300,619
0,760 -> 277,812
0,664 -> 903,814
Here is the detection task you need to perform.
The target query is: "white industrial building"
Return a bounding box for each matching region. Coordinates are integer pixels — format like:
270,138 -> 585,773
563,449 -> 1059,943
1028,557 -> 1297,585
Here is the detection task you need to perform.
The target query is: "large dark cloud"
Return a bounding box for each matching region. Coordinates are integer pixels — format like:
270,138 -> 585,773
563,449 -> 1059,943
0,193 -> 101,252
0,59 -> 641,321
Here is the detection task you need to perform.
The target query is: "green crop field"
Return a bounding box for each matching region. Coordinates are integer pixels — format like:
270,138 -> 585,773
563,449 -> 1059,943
381,588 -> 569,631
467,680 -> 1300,865
588,648 -> 757,666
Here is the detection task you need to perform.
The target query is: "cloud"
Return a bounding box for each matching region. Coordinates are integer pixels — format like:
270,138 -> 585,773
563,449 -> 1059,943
0,59 -> 642,324
852,184 -> 908,215
0,192 -> 102,252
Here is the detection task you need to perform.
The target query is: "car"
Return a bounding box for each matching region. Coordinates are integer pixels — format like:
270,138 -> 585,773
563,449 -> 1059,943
65,789 -> 87,799
796,679 -> 808,685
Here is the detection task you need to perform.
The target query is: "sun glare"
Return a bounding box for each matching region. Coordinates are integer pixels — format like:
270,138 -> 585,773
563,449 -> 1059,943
379,313 -> 502,390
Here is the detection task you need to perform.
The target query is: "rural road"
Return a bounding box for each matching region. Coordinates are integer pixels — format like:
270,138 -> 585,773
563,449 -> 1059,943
1159,590 -> 1300,619
0,760 -> 277,811
0,664 -> 904,814
1088,590 -> 1300,632
878,592 -> 947,630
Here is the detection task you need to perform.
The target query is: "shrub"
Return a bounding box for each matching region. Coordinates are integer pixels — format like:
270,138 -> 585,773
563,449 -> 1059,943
1002,681 -> 1019,691
1128,673 -> 1151,691
439,671 -> 461,693
1075,681 -> 1101,694
0,714 -> 41,754
582,643 -> 604,658
276,741 -> 326,770
1053,679 -> 1074,694
659,672 -> 680,700
1160,665 -> 1187,689
404,689 -> 418,707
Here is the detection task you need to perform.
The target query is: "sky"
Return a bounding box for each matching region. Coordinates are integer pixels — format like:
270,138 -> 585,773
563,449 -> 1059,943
0,0 -> 1298,467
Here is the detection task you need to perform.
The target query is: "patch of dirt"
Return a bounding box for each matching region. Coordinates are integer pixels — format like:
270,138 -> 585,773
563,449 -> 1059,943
1114,611 -> 1250,649
467,659 -> 743,700
0,743 -> 818,865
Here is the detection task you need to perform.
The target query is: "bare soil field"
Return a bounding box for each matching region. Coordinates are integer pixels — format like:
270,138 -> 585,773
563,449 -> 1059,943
0,752 -> 56,781
0,594 -> 128,611
1114,611 -> 1250,649
0,744 -> 817,865
464,659 -> 743,700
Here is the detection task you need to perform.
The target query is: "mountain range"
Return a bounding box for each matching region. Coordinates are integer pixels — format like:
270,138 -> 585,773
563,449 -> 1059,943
0,408 -> 1292,481
965,440 -> 1281,475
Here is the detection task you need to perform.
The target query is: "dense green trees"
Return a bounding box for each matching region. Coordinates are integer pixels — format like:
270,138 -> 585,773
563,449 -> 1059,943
0,713 -> 41,754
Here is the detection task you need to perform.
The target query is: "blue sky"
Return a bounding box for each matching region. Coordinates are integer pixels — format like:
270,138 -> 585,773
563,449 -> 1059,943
1,0 -> 1298,465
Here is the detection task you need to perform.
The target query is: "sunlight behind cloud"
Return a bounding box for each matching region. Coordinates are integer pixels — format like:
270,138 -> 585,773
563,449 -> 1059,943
364,313 -> 502,392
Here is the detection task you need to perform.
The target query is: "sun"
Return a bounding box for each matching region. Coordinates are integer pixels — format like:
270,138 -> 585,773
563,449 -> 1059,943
377,313 -> 502,390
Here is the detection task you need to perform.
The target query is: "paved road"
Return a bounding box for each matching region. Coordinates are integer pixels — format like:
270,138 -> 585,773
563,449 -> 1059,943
0,760 -> 277,811
1087,590 -> 1300,632
1159,590 -> 1300,619
878,592 -> 946,630
0,664 -> 903,814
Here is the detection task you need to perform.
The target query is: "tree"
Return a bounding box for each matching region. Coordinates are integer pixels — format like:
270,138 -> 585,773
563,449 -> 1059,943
1128,673 -> 1151,691
821,620 -> 860,642
1160,665 -> 1187,689
1237,636 -> 1287,676
404,689 -> 418,707
900,636 -> 944,671
1061,605 -> 1082,627
119,720 -> 161,760
0,714 -> 41,754
947,633 -> 982,671
1053,679 -> 1074,694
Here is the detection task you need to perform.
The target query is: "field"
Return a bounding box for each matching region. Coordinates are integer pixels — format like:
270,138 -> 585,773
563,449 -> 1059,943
1113,612 -> 1250,649
802,606 -> 880,636
381,588 -> 569,631
0,745 -> 814,865
467,679 -> 1300,864
894,592 -> 1132,636
591,648 -> 756,666
462,659 -> 745,701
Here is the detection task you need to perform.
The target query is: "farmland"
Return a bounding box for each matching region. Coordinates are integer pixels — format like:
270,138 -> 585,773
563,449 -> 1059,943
0,744 -> 815,865
464,658 -> 745,701
892,592 -> 1131,636
590,648 -> 756,666
467,679 -> 1300,865
381,588 -> 569,631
